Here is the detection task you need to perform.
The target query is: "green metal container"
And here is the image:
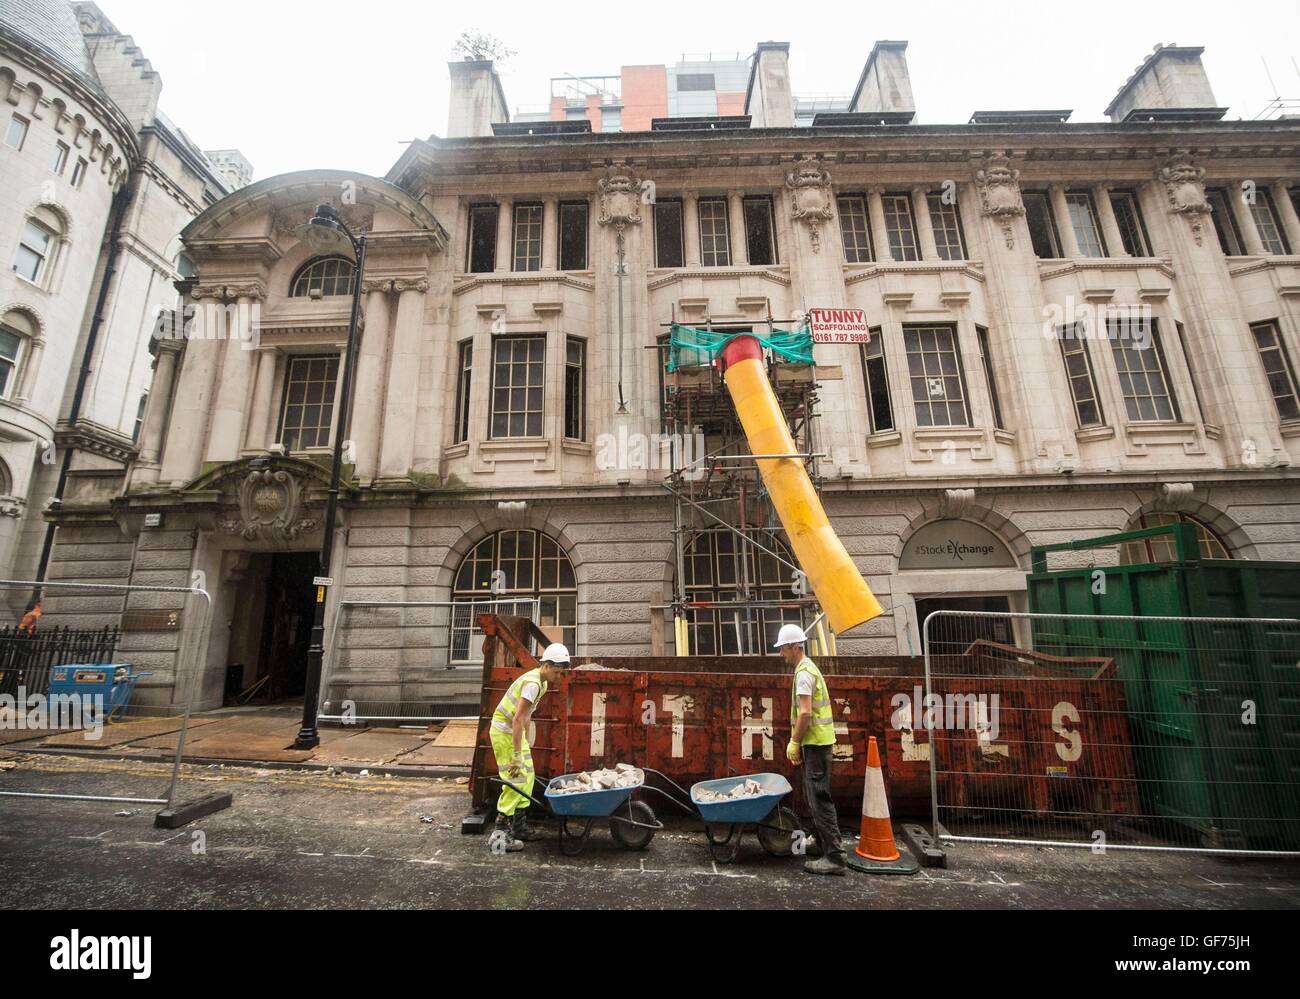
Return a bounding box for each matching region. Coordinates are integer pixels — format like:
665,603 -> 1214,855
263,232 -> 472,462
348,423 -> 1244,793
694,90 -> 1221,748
1027,524 -> 1300,849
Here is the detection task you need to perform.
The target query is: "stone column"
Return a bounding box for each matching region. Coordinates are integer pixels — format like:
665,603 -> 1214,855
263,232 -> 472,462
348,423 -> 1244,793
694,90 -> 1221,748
159,288 -> 226,484
132,339 -> 182,485
1050,185 -> 1081,258
683,192 -> 701,267
912,186 -> 938,260
728,191 -> 748,265
1271,181 -> 1300,253
495,199 -> 513,272
350,282 -> 393,482
1095,185 -> 1128,257
376,280 -> 428,481
242,348 -> 279,452
868,187 -> 893,262
204,292 -> 261,465
542,197 -> 559,271
1229,181 -> 1266,255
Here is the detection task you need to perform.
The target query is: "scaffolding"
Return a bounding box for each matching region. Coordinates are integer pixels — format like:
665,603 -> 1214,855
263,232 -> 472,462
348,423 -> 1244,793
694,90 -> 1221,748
657,307 -> 832,657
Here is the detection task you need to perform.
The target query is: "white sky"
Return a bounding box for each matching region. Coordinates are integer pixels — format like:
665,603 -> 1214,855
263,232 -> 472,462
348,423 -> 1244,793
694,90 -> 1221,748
95,0 -> 1300,183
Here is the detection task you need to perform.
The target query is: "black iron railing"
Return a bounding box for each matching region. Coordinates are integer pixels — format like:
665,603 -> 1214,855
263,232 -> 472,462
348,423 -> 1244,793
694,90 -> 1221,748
0,625 -> 120,699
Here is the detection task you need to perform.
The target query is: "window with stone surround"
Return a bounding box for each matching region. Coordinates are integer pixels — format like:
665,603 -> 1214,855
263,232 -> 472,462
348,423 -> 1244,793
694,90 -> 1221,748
1109,191 -> 1152,256
904,324 -> 971,427
1065,190 -> 1108,257
1022,191 -> 1062,259
1058,326 -> 1105,428
1251,320 -> 1300,421
278,355 -> 341,451
1174,322 -> 1208,425
467,203 -> 499,273
50,141 -> 69,175
132,393 -> 148,444
927,192 -> 967,260
859,332 -> 894,433
564,336 -> 586,441
14,209 -> 62,287
743,196 -> 777,266
654,199 -> 684,268
0,321 -> 25,399
490,335 -> 546,439
881,193 -> 919,261
512,202 -> 544,272
1108,317 -> 1180,422
1249,189 -> 1291,255
1205,188 -> 1245,256
70,157 -> 87,189
837,194 -> 873,263
558,201 -> 589,270
698,198 -> 731,266
976,326 -> 1006,431
290,256 -> 355,298
453,339 -> 473,444
682,527 -> 803,656
1120,513 -> 1232,564
5,114 -> 28,151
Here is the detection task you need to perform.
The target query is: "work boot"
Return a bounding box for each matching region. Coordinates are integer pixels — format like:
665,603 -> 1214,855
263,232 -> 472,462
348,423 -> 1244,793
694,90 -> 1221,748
804,856 -> 848,877
511,810 -> 547,843
489,814 -> 524,854
803,835 -> 824,858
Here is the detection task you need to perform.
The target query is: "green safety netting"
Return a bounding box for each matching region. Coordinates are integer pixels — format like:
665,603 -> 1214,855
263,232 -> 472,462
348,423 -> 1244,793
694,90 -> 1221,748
666,324 -> 814,373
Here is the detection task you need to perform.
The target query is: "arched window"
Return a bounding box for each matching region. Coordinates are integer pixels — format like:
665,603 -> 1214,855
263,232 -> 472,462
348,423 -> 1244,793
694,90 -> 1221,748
290,256 -> 355,298
14,206 -> 65,288
452,529 -> 577,662
0,309 -> 37,399
681,527 -> 804,656
1120,512 -> 1233,564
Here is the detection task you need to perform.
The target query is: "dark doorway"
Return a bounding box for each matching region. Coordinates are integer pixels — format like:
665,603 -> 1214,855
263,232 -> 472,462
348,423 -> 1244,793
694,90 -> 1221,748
256,553 -> 318,700
914,595 -> 1014,654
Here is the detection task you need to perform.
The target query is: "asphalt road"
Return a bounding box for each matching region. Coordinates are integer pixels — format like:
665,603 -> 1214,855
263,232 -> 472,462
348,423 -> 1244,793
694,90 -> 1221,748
3,754 -> 1299,910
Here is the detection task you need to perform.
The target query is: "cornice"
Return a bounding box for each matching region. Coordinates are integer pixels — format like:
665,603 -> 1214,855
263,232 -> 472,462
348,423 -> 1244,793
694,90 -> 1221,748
452,273 -> 596,296
648,267 -> 792,291
1038,258 -> 1178,280
845,261 -> 985,285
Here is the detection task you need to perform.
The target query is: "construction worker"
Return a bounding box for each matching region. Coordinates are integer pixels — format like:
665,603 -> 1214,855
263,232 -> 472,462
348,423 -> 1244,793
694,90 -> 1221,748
18,599 -> 41,637
779,624 -> 847,876
488,643 -> 570,852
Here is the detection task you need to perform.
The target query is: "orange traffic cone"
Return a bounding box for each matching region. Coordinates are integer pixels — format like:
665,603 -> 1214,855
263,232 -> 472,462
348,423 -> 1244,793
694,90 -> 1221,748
855,736 -> 901,863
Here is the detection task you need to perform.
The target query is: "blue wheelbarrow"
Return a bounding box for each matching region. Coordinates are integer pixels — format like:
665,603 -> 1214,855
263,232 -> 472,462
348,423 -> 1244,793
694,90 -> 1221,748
639,770 -> 804,864
487,773 -> 663,856
47,665 -> 153,724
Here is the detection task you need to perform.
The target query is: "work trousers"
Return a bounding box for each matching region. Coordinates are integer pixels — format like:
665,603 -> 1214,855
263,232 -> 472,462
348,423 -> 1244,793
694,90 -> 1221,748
800,744 -> 846,864
490,730 -> 534,818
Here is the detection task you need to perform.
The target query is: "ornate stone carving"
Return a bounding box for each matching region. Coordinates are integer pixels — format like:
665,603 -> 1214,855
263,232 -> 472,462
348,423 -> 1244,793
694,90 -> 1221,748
939,488 -> 977,521
220,469 -> 318,543
1155,482 -> 1196,511
1159,152 -> 1211,246
392,279 -> 430,294
361,279 -> 394,295
596,165 -> 644,233
273,204 -> 373,240
188,283 -> 266,302
974,154 -> 1025,250
786,161 -> 835,253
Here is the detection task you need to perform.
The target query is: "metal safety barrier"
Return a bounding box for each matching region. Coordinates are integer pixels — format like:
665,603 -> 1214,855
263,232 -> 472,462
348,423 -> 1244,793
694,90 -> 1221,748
318,598 -> 541,724
923,610 -> 1300,857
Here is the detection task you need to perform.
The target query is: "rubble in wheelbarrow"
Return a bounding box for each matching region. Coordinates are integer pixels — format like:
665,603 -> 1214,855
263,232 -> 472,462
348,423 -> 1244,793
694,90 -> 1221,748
550,763 -> 645,795
696,779 -> 765,803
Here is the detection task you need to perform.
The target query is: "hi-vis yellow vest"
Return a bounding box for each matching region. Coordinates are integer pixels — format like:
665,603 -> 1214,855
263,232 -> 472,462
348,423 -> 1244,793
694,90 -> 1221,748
492,669 -> 548,737
791,659 -> 836,747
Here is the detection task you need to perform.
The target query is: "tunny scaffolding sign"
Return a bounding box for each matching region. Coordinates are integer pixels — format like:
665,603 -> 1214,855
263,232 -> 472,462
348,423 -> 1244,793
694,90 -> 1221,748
806,308 -> 871,343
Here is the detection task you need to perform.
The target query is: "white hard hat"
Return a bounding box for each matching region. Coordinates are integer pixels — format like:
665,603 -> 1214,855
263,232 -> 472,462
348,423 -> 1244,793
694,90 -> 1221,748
540,643 -> 571,665
774,625 -> 809,650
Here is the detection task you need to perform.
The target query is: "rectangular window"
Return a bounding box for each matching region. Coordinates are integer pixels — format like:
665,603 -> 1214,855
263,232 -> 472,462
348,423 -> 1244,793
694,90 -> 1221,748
1250,189 -> 1291,255
564,337 -> 586,441
279,355 -> 341,451
14,220 -> 52,283
1023,192 -> 1062,259
70,157 -> 87,188
837,195 -> 873,263
453,339 -> 473,444
1109,191 -> 1151,256
654,199 -> 684,268
1175,321 -> 1207,424
881,193 -> 919,261
1066,190 -> 1107,257
0,326 -> 22,398
1058,327 -> 1104,428
50,141 -> 69,175
904,325 -> 971,427
5,115 -> 28,150
860,332 -> 894,434
1206,188 -> 1245,256
132,394 -> 148,444
512,202 -> 543,272
743,196 -> 777,266
976,326 -> 1006,430
1108,317 -> 1179,422
698,198 -> 731,266
467,203 -> 499,273
676,73 -> 715,92
490,336 -> 546,439
1251,321 -> 1300,421
558,201 -> 589,271
1291,187 -> 1300,226
927,192 -> 967,260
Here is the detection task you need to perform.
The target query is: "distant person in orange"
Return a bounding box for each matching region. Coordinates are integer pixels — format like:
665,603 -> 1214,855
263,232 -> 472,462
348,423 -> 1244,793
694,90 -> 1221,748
18,599 -> 41,637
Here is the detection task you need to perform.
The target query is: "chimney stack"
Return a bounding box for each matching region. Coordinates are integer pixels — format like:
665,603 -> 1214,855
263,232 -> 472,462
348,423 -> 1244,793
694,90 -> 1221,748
850,41 -> 915,121
447,60 -> 510,138
746,42 -> 795,128
1104,44 -> 1225,122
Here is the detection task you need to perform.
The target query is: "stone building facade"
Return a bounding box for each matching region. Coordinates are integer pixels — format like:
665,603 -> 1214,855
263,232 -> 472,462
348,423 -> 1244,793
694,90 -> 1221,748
43,40 -> 1300,714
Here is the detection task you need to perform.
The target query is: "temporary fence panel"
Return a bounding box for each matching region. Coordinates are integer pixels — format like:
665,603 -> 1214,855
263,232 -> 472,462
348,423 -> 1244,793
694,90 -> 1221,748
925,610 -> 1300,857
320,599 -> 541,724
0,579 -> 213,814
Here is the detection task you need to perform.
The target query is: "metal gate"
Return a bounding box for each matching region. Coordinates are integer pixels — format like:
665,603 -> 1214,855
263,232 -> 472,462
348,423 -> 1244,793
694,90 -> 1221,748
319,598 -> 541,724
924,610 -> 1300,857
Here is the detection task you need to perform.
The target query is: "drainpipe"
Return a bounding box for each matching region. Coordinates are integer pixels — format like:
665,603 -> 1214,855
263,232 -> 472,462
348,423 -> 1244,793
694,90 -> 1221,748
33,181 -> 134,598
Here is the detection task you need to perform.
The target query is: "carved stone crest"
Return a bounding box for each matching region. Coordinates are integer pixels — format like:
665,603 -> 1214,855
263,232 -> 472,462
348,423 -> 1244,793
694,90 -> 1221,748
974,154 -> 1025,250
596,165 -> 644,233
786,161 -> 835,254
273,204 -> 373,241
220,469 -> 318,543
1159,152 -> 1211,246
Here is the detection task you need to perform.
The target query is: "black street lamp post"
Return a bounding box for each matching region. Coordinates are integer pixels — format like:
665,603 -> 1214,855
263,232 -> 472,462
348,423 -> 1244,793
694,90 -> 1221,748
294,203 -> 366,750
